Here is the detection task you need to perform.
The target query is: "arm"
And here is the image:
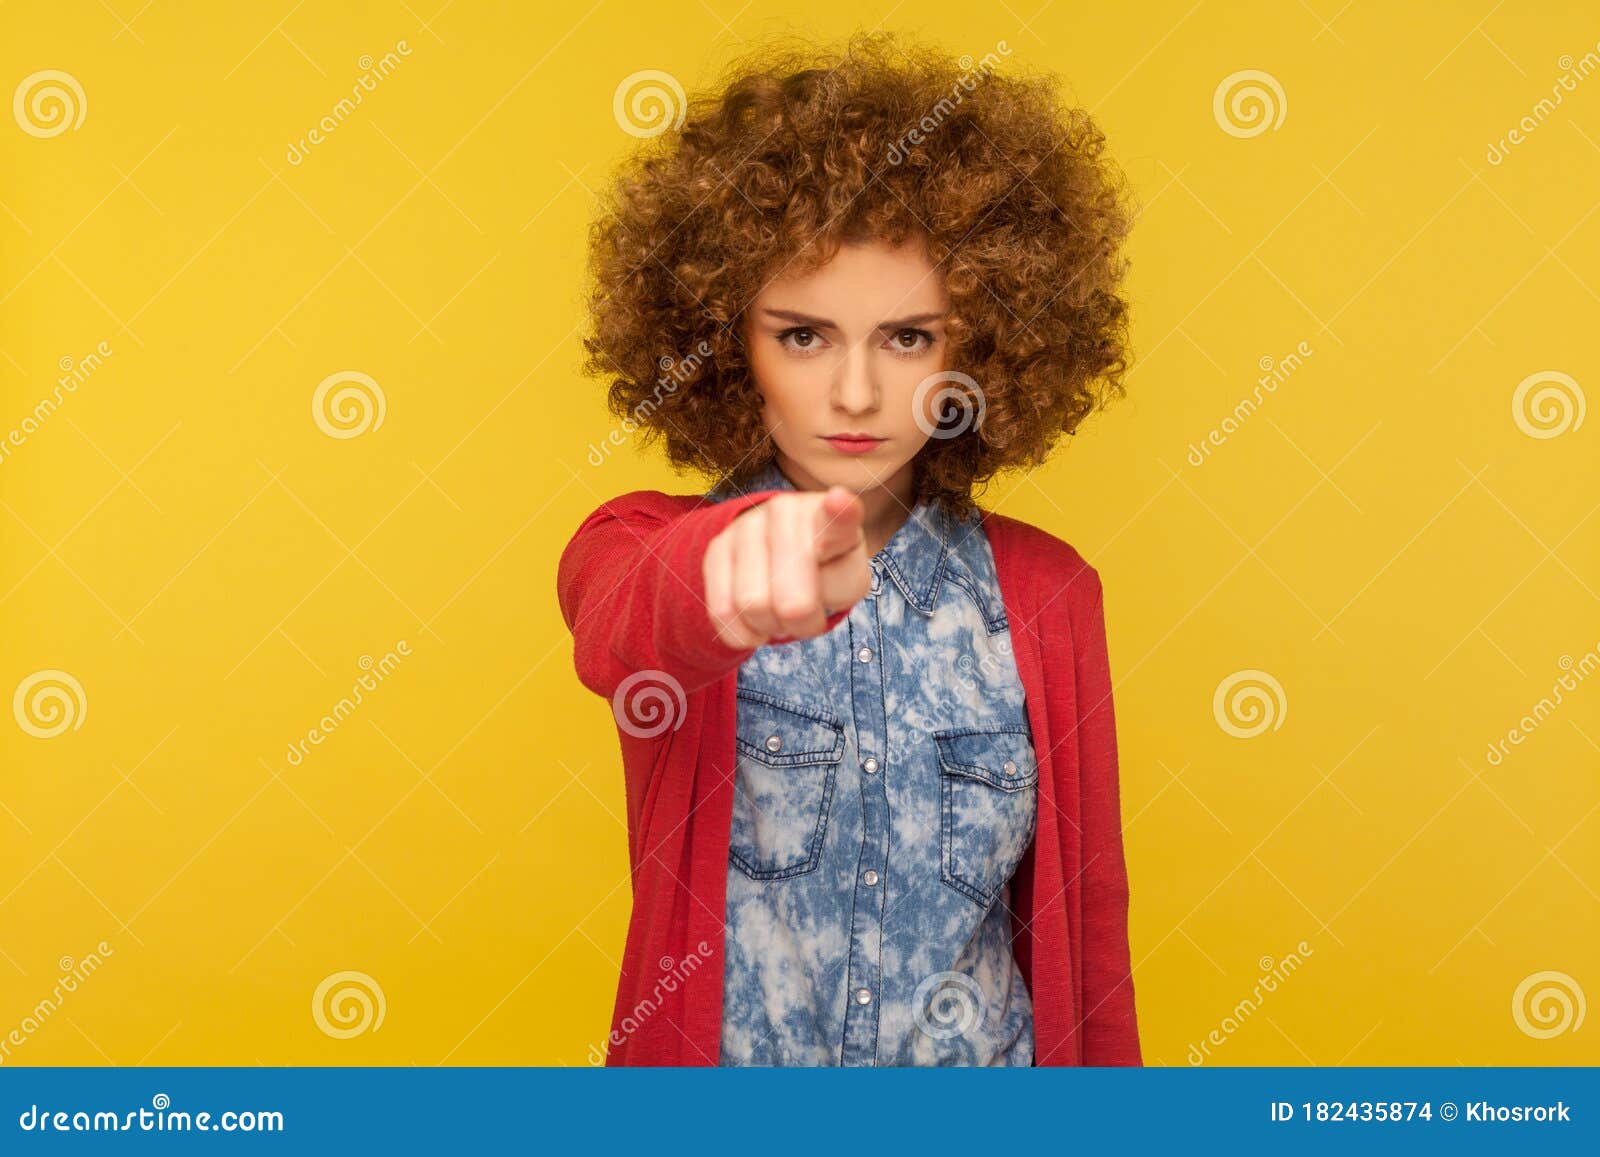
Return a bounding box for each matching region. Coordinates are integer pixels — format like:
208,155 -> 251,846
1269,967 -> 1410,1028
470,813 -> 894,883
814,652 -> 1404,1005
555,488 -> 781,701
1072,569 -> 1143,1065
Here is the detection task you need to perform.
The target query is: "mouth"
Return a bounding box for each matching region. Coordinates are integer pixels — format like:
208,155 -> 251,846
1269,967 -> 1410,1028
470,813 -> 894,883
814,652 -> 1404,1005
821,434 -> 886,455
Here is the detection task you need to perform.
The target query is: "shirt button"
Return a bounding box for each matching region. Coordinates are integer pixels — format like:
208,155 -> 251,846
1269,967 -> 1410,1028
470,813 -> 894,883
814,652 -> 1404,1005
862,756 -> 879,774
862,869 -> 879,886
765,734 -> 783,753
854,987 -> 872,1005
856,645 -> 873,663
1002,758 -> 1017,776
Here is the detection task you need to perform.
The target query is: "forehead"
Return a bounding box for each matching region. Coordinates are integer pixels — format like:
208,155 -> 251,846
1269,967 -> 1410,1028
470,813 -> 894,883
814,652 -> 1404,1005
752,238 -> 947,316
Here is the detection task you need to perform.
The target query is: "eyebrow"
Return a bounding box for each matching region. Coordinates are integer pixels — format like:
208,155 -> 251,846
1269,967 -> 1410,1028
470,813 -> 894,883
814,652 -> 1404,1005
758,308 -> 947,330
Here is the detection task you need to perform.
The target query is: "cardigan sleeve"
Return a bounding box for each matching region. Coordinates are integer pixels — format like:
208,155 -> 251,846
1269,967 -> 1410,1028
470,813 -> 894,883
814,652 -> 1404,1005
1072,569 -> 1143,1064
556,488 -> 851,700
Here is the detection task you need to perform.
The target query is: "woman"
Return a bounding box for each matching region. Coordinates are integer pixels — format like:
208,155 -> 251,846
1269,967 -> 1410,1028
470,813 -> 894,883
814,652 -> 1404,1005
558,31 -> 1140,1066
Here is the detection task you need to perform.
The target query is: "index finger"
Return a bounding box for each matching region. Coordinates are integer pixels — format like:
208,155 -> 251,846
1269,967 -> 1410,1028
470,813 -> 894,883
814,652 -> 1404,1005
813,486 -> 864,563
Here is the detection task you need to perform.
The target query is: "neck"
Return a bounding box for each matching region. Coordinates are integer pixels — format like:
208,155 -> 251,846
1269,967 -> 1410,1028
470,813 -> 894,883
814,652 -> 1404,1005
772,453 -> 916,556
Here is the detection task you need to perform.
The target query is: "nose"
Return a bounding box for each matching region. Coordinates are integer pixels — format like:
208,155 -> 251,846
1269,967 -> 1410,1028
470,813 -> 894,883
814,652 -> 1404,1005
830,338 -> 879,416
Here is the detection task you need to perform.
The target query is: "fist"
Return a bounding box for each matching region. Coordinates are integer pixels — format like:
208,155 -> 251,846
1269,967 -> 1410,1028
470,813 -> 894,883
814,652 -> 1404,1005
703,486 -> 871,649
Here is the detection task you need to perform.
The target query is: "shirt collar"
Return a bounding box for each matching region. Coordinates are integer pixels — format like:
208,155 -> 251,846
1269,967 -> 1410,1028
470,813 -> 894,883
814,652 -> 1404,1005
706,458 -> 955,616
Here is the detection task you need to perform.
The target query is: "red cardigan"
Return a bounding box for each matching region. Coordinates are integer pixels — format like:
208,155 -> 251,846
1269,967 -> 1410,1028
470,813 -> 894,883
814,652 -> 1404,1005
556,486 -> 1141,1066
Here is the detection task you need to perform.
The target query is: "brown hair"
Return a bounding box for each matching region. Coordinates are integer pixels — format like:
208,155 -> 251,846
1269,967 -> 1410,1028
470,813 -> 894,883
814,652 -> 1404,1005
582,30 -> 1136,516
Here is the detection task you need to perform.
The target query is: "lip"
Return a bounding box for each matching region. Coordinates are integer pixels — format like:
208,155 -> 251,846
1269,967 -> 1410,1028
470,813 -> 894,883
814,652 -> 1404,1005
822,434 -> 886,455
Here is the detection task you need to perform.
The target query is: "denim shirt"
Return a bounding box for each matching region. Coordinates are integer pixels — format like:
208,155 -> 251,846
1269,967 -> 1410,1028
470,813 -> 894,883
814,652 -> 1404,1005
706,461 -> 1039,1066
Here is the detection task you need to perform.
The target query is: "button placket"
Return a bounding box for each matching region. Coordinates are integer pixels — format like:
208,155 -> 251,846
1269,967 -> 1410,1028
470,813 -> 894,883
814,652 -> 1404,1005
840,600 -> 888,1066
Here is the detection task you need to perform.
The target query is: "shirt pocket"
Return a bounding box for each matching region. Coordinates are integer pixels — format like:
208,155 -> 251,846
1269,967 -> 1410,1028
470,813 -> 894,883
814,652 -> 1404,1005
729,690 -> 846,881
934,725 -> 1040,908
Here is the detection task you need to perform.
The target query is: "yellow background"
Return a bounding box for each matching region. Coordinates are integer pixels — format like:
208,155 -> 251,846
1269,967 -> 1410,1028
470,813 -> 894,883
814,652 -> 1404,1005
2,0 -> 1596,1066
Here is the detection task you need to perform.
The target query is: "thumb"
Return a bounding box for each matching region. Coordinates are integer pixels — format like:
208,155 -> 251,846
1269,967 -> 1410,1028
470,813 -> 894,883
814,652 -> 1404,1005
814,486 -> 865,562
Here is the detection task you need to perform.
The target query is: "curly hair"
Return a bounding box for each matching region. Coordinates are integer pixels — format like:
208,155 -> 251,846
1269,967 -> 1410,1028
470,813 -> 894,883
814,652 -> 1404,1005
581,30 -> 1136,516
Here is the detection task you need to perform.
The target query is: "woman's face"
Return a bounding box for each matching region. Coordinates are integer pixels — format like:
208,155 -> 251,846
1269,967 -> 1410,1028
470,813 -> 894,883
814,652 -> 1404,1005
741,237 -> 950,503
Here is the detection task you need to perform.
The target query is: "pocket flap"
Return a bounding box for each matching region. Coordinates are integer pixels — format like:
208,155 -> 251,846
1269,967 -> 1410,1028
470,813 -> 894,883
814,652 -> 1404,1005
934,726 -> 1038,790
735,691 -> 844,766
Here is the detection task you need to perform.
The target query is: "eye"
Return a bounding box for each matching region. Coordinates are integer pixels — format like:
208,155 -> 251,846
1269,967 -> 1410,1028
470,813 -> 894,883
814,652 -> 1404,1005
886,328 -> 935,357
776,326 -> 827,357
